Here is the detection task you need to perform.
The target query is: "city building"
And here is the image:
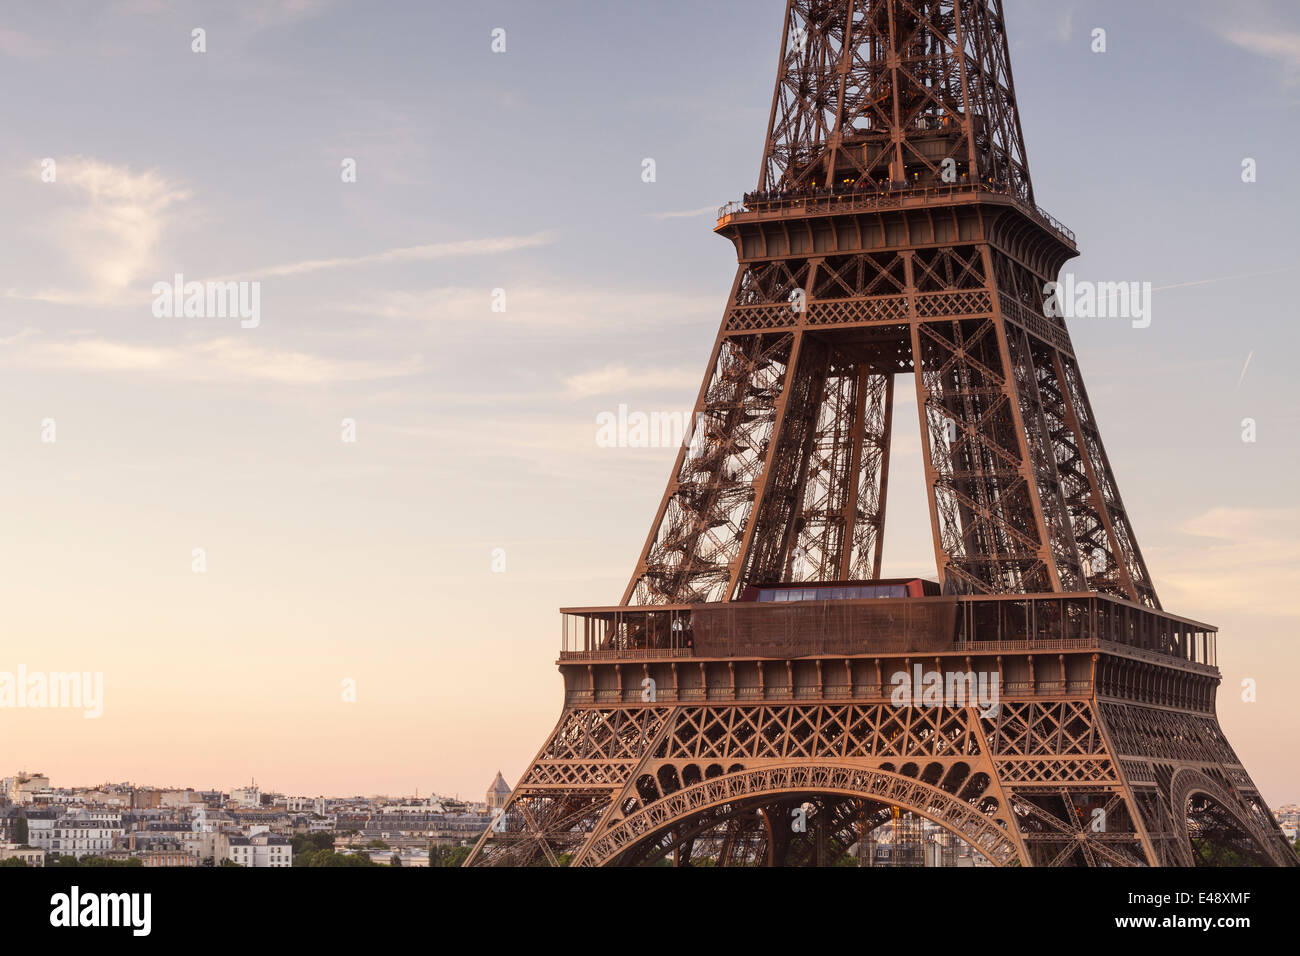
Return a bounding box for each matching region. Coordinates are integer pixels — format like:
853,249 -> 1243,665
136,845 -> 194,867
230,785 -> 262,809
27,808 -> 124,858
221,830 -> 292,867
284,795 -> 327,815
0,844 -> 45,867
487,772 -> 511,812
7,773 -> 50,805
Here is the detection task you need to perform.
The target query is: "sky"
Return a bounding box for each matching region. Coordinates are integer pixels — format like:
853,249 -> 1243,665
1,0 -> 1298,806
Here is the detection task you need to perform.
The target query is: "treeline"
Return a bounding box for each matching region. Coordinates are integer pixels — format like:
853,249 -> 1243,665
0,836 -> 482,868
289,833 -> 473,867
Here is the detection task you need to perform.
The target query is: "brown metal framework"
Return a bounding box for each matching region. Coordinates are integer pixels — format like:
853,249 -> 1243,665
466,0 -> 1294,867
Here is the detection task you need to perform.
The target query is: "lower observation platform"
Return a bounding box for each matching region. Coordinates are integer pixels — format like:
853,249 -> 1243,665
557,592 -> 1218,712
562,591 -> 1214,665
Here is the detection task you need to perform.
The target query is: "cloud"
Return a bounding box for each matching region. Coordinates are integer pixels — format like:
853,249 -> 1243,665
0,29 -> 45,58
1237,351 -> 1254,389
3,335 -> 422,386
0,328 -> 38,347
106,0 -> 170,14
1055,5 -> 1076,43
649,205 -> 718,220
8,157 -> 190,307
233,0 -> 335,31
193,338 -> 422,384
351,285 -> 717,331
1155,507 -> 1300,618
323,103 -> 429,187
372,416 -> 680,489
1220,29 -> 1300,81
563,364 -> 700,398
1180,507 -> 1298,541
107,0 -> 333,30
1153,266 -> 1295,293
215,232 -> 556,281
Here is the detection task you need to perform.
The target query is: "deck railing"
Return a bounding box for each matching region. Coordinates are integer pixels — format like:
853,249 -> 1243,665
559,592 -> 1215,668
716,180 -> 1075,246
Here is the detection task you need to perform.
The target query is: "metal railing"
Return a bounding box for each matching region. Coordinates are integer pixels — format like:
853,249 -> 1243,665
716,181 -> 1075,246
559,591 -> 1215,668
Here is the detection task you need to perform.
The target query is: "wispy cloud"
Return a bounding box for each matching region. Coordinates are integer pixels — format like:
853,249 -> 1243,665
1220,29 -> 1300,81
1154,266 -> 1295,293
232,0 -> 335,31
1237,351 -> 1254,389
0,29 -> 45,58
648,205 -> 717,220
107,0 -> 334,31
2,335 -> 422,386
1156,507 -> 1300,618
1055,4 -> 1077,43
7,157 -> 190,307
214,232 -> 556,281
323,102 -> 429,187
0,328 -> 38,347
350,285 -> 717,331
372,416 -> 680,489
563,364 -> 699,398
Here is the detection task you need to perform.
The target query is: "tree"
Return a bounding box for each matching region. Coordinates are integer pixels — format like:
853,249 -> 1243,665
307,850 -> 382,867
46,854 -> 141,867
15,817 -> 28,845
291,832 -> 333,856
428,844 -> 472,867
81,856 -> 143,868
1189,839 -> 1248,867
0,857 -> 28,867
365,838 -> 389,850
220,858 -> 244,867
390,852 -> 402,866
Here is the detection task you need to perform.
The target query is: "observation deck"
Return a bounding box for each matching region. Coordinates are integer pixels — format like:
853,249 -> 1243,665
560,591 -> 1214,669
555,592 -> 1220,713
716,180 -> 1076,252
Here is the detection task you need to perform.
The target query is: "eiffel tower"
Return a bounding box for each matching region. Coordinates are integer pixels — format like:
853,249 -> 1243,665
466,0 -> 1295,867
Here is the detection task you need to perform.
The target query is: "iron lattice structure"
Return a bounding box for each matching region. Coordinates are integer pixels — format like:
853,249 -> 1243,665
466,0 -> 1295,867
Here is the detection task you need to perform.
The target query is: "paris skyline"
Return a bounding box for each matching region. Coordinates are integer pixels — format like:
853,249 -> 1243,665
2,0 -> 1299,810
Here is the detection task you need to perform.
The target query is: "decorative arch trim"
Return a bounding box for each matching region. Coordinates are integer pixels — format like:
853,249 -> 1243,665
1169,768 -> 1291,867
576,762 -> 1019,867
